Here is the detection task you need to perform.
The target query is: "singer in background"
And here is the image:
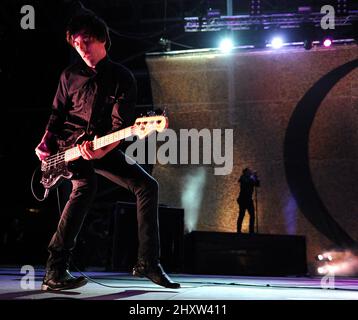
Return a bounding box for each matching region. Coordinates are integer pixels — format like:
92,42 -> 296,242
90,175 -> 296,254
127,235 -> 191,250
236,168 -> 260,234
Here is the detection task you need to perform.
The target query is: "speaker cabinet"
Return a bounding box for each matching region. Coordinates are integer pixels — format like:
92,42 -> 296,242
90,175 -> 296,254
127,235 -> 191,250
184,231 -> 307,276
111,201 -> 184,272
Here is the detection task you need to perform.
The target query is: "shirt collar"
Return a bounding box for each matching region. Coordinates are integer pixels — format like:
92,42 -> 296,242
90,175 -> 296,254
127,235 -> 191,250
94,55 -> 110,72
80,55 -> 110,76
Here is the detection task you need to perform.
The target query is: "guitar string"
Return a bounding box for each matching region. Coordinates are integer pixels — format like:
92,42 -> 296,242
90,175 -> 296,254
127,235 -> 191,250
43,116 -> 163,162
43,132 -> 125,167
43,131 -> 125,166
43,134 -> 126,167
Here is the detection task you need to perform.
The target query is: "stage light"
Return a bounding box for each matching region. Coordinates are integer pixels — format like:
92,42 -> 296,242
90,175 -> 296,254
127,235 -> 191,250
316,252 -> 334,262
316,250 -> 358,276
317,267 -> 326,274
219,38 -> 234,53
336,0 -> 348,16
250,0 -> 261,16
323,38 -> 332,47
271,37 -> 283,49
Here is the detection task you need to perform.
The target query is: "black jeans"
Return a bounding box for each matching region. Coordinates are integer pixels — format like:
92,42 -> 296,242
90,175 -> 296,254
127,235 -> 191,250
237,198 -> 255,233
46,149 -> 160,272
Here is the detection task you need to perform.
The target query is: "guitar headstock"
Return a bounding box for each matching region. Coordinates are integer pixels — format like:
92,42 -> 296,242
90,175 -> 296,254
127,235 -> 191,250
133,115 -> 169,139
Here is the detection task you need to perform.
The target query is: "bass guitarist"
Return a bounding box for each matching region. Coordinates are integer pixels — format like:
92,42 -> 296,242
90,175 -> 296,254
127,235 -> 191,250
35,12 -> 180,291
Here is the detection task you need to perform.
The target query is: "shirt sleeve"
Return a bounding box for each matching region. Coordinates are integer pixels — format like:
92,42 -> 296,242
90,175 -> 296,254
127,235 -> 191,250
111,72 -> 137,132
45,71 -> 68,134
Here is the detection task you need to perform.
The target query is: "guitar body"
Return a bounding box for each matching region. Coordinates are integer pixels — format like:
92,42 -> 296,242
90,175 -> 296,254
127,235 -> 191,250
41,160 -> 73,190
40,130 -> 86,190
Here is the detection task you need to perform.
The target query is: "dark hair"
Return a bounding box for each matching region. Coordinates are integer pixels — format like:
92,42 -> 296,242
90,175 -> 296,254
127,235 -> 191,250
66,13 -> 111,50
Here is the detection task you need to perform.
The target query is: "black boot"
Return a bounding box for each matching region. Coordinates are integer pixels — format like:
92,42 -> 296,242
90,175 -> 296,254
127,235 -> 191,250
133,260 -> 180,289
41,269 -> 88,291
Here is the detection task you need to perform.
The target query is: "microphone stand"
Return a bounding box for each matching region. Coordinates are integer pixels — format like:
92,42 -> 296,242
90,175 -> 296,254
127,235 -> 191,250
254,184 -> 259,233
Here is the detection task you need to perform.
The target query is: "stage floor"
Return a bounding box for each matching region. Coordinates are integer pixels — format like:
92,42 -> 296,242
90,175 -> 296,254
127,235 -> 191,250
1,266 -> 358,300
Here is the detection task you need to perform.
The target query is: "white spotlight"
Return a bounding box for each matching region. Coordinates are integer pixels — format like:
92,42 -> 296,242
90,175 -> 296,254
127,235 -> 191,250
317,267 -> 326,274
271,37 -> 284,49
323,38 -> 332,47
219,38 -> 234,53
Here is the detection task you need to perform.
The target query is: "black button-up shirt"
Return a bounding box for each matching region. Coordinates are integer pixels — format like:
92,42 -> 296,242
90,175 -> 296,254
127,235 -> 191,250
46,56 -> 137,142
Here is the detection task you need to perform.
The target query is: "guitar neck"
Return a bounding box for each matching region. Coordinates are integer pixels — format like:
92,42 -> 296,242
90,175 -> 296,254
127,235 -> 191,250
64,126 -> 134,162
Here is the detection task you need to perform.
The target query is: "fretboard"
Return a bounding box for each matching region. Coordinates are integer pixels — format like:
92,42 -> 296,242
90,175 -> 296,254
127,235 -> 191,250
64,126 -> 134,162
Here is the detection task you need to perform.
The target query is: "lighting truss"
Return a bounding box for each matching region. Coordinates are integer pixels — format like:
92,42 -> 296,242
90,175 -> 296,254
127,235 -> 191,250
184,11 -> 358,32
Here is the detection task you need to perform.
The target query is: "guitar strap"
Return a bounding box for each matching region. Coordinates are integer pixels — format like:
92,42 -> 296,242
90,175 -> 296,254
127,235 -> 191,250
113,82 -> 124,104
84,78 -> 98,137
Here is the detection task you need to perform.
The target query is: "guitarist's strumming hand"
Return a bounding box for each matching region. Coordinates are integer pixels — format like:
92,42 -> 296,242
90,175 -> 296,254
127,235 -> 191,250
77,136 -> 120,160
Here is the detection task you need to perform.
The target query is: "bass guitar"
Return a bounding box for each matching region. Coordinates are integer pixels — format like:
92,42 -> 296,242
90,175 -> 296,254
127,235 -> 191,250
39,115 -> 168,198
